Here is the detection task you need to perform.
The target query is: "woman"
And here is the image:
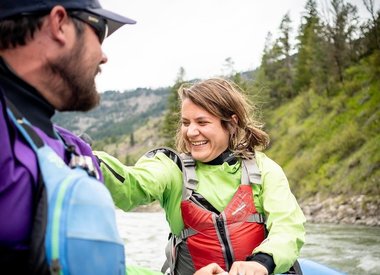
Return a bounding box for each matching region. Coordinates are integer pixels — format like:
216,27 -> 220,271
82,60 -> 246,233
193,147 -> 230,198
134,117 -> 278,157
95,78 -> 306,275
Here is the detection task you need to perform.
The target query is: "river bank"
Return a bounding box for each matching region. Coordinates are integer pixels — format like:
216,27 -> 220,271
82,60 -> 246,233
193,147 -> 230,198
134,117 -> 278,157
301,194 -> 380,226
133,194 -> 380,226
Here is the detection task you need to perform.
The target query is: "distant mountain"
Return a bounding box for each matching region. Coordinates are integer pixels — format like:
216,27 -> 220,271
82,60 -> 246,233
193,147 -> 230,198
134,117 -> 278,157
53,87 -> 170,140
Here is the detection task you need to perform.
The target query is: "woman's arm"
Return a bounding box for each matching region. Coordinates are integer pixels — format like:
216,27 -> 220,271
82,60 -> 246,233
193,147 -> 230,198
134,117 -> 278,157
253,152 -> 306,274
94,150 -> 177,211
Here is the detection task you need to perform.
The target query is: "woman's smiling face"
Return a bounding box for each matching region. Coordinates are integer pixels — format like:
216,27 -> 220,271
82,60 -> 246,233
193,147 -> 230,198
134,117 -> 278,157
181,98 -> 230,162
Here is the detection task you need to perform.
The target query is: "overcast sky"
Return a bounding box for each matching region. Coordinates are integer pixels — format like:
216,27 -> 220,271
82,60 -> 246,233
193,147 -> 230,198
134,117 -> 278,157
96,0 -> 371,92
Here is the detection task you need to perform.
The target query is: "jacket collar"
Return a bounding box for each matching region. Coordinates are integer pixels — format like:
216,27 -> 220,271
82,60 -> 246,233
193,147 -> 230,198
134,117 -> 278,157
205,150 -> 238,165
0,56 -> 56,138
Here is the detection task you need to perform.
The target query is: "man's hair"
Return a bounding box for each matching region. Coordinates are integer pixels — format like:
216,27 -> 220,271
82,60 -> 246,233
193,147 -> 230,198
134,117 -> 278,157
0,13 -> 85,50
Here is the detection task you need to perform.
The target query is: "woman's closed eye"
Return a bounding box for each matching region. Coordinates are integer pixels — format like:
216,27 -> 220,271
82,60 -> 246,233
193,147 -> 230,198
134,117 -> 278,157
197,120 -> 209,126
181,120 -> 190,127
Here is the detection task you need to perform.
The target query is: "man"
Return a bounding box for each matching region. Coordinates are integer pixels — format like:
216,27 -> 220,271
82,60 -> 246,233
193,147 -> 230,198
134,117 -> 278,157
0,0 -> 135,273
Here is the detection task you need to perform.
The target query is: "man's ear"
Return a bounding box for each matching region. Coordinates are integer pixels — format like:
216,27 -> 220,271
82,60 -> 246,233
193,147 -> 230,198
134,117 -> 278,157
47,6 -> 70,45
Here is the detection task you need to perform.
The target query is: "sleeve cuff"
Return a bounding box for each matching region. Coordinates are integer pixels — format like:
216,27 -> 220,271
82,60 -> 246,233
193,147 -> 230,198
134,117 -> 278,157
246,252 -> 276,274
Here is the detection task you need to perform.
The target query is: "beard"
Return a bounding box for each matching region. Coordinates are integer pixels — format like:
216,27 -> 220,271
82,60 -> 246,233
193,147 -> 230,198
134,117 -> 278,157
48,36 -> 100,112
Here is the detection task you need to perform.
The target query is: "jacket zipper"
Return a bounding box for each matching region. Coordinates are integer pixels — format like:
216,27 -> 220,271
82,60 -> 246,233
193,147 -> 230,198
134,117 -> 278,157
215,216 -> 233,270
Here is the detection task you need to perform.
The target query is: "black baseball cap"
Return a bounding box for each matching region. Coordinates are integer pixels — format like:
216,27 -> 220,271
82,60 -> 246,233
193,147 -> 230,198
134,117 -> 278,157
0,0 -> 136,37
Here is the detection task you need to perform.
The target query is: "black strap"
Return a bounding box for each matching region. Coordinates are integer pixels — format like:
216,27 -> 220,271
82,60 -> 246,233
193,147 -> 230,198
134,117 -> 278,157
5,97 -> 44,148
27,182 -> 50,275
145,147 -> 183,171
285,260 -> 303,275
98,158 -> 125,183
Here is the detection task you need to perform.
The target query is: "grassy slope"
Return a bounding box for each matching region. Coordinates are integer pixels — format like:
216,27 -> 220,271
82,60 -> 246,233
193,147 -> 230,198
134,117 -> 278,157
264,54 -> 380,201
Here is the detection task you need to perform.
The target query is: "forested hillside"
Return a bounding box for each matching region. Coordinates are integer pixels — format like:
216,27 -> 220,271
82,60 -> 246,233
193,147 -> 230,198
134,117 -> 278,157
265,54 -> 379,199
53,87 -> 170,140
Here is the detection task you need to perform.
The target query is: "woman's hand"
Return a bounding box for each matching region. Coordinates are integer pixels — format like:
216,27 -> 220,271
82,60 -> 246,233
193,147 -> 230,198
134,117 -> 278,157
194,263 -> 228,275
228,261 -> 268,275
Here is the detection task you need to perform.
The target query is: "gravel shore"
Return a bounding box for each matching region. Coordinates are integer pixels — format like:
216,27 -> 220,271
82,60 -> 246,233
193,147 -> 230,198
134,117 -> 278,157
301,194 -> 380,226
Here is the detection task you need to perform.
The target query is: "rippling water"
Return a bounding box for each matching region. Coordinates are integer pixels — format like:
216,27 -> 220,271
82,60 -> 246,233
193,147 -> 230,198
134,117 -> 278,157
301,223 -> 380,275
116,210 -> 169,271
116,210 -> 380,274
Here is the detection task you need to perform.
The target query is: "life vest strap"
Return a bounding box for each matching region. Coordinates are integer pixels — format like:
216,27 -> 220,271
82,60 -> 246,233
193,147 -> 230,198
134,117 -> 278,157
162,234 -> 181,274
246,213 -> 266,224
242,158 -> 261,185
181,153 -> 198,200
182,156 -> 195,167
180,227 -> 197,240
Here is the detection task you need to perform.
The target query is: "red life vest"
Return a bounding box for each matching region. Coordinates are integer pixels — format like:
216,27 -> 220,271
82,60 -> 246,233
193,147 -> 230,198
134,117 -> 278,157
181,184 -> 265,271
151,148 -> 266,275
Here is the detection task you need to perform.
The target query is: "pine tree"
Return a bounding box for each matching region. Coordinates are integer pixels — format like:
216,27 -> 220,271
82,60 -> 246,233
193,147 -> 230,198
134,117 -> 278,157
256,32 -> 285,105
361,0 -> 380,54
258,14 -> 295,102
222,57 -> 236,76
276,13 -> 295,99
160,67 -> 185,148
130,132 -> 135,147
295,0 -> 319,91
324,0 -> 359,83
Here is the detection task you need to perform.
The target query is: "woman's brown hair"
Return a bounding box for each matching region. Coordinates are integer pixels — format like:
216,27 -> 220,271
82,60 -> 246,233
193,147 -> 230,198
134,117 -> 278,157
175,78 -> 269,159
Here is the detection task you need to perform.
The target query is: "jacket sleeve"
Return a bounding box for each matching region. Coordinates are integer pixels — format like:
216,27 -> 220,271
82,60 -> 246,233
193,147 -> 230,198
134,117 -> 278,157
253,153 -> 306,274
94,150 -> 179,212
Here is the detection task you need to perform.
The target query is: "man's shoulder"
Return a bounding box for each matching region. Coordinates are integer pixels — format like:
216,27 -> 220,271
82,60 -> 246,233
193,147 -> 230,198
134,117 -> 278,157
54,125 -> 92,155
54,125 -> 103,181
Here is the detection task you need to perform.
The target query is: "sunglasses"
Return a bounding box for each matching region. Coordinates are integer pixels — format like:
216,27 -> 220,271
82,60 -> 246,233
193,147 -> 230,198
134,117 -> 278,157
70,11 -> 108,44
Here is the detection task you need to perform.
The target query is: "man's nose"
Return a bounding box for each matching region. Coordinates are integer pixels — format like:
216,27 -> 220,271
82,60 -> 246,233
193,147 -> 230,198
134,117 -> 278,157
100,51 -> 108,64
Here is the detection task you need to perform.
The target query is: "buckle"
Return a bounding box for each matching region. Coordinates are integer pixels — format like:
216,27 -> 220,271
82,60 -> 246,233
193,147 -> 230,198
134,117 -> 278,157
69,155 -> 99,179
183,158 -> 195,167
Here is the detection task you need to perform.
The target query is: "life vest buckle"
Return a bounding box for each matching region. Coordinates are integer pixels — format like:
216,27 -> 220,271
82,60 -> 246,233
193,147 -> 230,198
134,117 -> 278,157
183,157 -> 195,167
69,155 -> 99,179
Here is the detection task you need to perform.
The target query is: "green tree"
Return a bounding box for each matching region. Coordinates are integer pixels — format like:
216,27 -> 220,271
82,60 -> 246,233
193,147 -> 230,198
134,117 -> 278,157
160,67 -> 185,147
130,132 -> 135,147
295,0 -> 324,93
222,57 -> 236,76
276,13 -> 295,99
230,72 -> 248,92
361,0 -> 380,54
258,14 -> 295,103
324,0 -> 359,83
256,32 -> 284,105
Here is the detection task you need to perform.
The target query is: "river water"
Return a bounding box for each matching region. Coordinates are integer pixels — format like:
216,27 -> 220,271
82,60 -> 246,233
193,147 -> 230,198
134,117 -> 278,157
115,210 -> 380,275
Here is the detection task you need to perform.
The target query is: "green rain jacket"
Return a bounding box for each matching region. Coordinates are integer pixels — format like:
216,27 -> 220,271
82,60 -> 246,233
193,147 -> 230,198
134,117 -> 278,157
95,150 -> 306,274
